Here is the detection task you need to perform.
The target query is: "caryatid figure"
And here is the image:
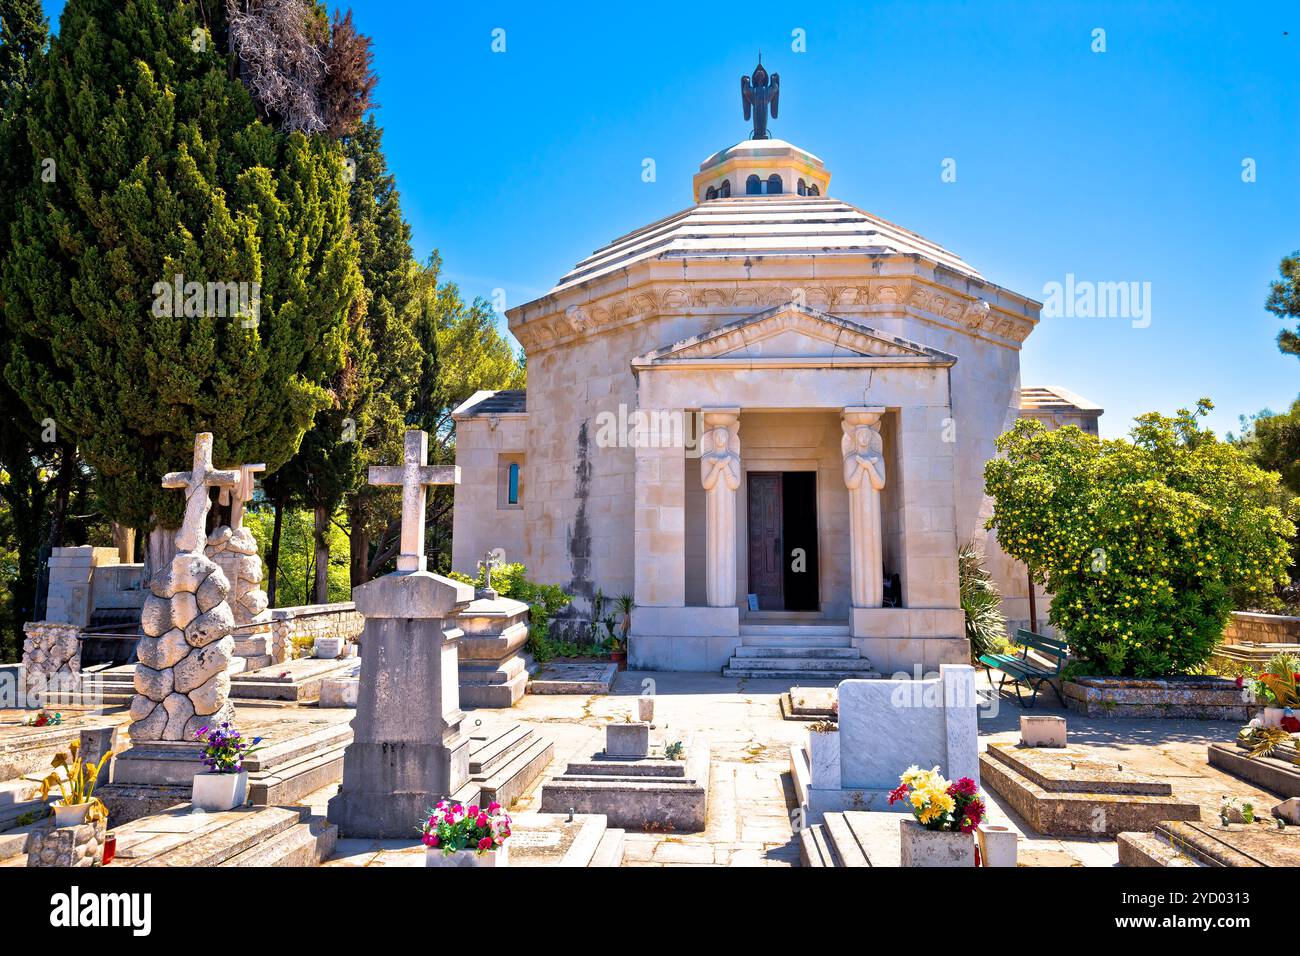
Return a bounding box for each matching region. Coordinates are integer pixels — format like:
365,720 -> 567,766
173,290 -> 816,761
700,410 -> 741,608
842,409 -> 887,608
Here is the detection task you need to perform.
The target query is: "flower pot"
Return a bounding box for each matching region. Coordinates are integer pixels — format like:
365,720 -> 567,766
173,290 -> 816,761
51,802 -> 93,827
425,844 -> 509,868
899,818 -> 976,868
191,770 -> 249,812
637,697 -> 655,723
610,650 -> 627,671
976,823 -> 1018,867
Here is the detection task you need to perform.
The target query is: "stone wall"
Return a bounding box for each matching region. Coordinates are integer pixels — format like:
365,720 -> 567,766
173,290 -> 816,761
1222,611 -> 1300,647
45,546 -> 136,626
21,622 -> 82,703
270,603 -> 364,661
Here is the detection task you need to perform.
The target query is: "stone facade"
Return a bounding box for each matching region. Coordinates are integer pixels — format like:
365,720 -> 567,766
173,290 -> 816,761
21,621 -> 82,703
450,390 -> 527,574
44,546 -> 144,627
270,603 -> 364,662
452,133 -> 1100,673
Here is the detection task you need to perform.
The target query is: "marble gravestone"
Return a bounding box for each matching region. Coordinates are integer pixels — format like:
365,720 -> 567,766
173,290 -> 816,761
327,429 -> 471,838
801,664 -> 979,822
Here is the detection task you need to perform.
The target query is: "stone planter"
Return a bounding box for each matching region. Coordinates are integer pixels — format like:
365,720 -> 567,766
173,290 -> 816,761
807,729 -> 840,789
637,697 -> 655,723
425,844 -> 508,868
27,818 -> 106,868
51,802 -> 93,827
192,770 -> 248,812
899,819 -> 975,867
976,823 -> 1018,867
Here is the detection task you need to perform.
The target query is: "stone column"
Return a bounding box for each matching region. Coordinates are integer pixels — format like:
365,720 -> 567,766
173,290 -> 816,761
841,407 -> 887,609
699,408 -> 740,608
328,570 -> 476,837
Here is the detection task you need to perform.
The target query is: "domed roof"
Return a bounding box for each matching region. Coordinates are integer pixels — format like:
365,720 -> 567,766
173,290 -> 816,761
551,194 -> 983,295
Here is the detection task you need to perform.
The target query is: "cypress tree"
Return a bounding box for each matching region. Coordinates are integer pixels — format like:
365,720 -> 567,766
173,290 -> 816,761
1,0 -> 361,567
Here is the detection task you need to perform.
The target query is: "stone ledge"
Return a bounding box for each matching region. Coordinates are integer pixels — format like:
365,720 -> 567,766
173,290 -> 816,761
1063,676 -> 1254,720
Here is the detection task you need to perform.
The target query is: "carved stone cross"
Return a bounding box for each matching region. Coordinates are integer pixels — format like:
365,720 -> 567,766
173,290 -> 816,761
369,430 -> 460,572
478,549 -> 503,593
162,433 -> 241,554
218,462 -> 265,531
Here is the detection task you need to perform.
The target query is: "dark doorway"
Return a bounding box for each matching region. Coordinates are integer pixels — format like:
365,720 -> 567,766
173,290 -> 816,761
746,471 -> 820,611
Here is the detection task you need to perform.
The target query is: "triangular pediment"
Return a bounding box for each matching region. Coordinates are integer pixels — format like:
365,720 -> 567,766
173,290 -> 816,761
632,302 -> 957,369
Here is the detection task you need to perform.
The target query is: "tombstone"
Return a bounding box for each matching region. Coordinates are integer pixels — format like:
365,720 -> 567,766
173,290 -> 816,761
801,664 -> 979,822
113,434 -> 240,787
327,430 -> 473,838
1020,714 -> 1067,748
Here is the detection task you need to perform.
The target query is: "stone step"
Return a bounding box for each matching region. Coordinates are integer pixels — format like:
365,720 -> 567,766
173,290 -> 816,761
726,656 -> 877,673
127,806 -> 301,867
798,823 -> 839,867
734,646 -> 861,659
590,827 -> 626,867
822,811 -> 870,867
467,724 -> 535,777
248,746 -> 347,808
740,623 -> 850,637
740,634 -> 852,648
242,722 -> 353,774
219,816 -> 337,867
467,736 -> 554,811
723,666 -> 880,680
1117,830 -> 1205,868
0,798 -> 47,832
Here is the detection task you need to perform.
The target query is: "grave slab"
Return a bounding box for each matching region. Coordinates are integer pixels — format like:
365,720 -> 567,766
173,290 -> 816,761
540,730 -> 709,831
979,742 -> 1201,836
1207,738 -> 1300,798
1121,819 -> 1300,867
528,662 -> 617,695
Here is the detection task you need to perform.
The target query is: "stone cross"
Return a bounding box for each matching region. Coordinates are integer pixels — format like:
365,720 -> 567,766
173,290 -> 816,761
218,461 -> 265,531
162,433 -> 240,554
368,430 -> 459,572
478,549 -> 502,590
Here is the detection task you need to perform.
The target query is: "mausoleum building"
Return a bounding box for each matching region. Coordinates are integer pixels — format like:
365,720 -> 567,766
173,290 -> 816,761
452,74 -> 1099,673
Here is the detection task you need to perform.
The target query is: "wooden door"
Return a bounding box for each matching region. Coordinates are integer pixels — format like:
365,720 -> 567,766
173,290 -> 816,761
747,472 -> 783,610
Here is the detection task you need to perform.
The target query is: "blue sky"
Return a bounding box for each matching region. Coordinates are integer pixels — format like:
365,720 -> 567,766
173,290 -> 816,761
40,1 -> 1300,438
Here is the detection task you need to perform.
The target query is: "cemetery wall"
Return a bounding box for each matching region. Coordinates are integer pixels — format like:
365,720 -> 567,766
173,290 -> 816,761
270,603 -> 364,661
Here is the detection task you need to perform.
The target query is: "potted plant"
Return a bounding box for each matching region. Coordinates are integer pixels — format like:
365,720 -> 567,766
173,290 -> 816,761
192,722 -> 266,812
38,741 -> 113,827
422,799 -> 512,867
1251,653 -> 1300,729
888,766 -> 985,867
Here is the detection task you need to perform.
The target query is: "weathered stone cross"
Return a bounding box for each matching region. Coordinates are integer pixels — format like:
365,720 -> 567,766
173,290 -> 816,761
369,429 -> 460,572
479,549 -> 503,594
162,433 -> 240,554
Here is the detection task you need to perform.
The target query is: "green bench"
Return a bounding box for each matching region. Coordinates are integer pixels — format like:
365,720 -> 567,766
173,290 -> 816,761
979,629 -> 1067,709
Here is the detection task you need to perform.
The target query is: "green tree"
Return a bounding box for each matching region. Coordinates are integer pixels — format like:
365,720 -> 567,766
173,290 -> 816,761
367,255 -> 525,575
1269,253 -> 1300,358
339,116 -> 421,587
1,0 -> 360,572
985,400 -> 1295,677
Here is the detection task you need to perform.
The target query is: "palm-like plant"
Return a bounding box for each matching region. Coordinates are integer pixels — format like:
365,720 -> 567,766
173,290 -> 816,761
959,541 -> 1006,662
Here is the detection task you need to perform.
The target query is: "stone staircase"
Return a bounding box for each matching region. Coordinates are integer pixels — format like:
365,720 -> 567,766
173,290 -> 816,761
722,622 -> 880,680
799,810 -> 898,867
453,723 -> 554,810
